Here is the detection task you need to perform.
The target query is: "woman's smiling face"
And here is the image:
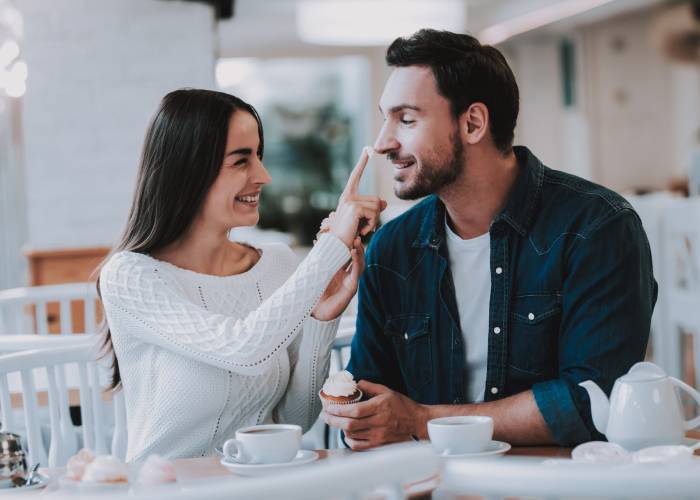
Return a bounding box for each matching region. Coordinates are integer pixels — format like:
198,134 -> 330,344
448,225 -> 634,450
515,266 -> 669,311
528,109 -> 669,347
198,110 -> 271,231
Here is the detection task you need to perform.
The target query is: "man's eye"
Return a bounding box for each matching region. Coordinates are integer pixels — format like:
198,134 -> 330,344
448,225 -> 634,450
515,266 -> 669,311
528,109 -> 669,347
234,159 -> 247,166
400,118 -> 415,125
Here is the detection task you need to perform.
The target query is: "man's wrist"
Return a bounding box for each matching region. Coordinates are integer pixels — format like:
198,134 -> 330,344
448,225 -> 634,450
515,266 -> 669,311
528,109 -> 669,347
413,403 -> 434,440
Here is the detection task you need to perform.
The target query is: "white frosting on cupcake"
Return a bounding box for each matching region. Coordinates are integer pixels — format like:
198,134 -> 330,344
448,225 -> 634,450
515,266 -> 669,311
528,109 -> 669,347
65,448 -> 96,481
137,454 -> 177,484
81,455 -> 129,483
322,370 -> 358,397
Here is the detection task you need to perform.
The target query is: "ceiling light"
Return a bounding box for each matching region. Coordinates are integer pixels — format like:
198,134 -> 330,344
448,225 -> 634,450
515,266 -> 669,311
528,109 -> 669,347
479,0 -> 617,45
296,0 -> 467,46
215,58 -> 257,88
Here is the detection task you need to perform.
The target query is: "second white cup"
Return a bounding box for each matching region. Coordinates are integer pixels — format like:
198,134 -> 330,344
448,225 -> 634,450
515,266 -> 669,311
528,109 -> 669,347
223,424 -> 302,464
427,416 -> 494,455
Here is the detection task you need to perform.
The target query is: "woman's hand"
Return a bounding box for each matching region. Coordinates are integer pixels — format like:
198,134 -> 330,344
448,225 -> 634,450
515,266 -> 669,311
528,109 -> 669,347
312,236 -> 365,321
311,148 -> 384,321
325,149 -> 387,248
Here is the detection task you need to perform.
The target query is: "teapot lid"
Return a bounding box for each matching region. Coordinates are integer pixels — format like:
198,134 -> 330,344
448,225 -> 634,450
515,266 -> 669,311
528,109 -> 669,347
619,362 -> 667,383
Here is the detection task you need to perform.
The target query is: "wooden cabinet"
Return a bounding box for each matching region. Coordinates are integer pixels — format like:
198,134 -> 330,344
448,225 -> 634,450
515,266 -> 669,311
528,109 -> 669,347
24,247 -> 110,334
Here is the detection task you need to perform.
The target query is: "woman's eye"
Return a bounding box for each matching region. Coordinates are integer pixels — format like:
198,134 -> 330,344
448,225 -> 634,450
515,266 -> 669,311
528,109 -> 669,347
400,118 -> 415,125
234,159 -> 247,166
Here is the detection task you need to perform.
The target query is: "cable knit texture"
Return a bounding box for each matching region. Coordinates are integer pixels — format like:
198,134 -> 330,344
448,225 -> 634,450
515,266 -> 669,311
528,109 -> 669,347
99,234 -> 349,462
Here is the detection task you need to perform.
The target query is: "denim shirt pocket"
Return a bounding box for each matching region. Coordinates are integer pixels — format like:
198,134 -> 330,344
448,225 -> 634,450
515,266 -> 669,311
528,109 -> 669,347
384,314 -> 433,394
509,293 -> 561,378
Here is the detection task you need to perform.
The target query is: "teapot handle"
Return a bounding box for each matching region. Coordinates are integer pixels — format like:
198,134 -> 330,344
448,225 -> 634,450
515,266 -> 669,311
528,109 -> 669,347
670,377 -> 700,430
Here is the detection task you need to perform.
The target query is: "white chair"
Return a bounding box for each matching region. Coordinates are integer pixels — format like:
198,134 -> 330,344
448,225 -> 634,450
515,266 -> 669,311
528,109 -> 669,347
331,318 -> 354,373
0,335 -> 127,467
625,193 -> 674,373
0,282 -> 100,336
49,442 -> 439,500
661,198 -> 700,387
324,308 -> 356,449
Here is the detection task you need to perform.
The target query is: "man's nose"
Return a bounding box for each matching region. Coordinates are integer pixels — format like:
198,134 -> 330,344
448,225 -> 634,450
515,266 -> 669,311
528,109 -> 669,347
373,123 -> 400,155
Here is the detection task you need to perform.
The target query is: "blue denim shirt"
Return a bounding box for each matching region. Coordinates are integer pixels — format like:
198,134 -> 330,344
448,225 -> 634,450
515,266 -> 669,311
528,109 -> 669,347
347,146 -> 657,446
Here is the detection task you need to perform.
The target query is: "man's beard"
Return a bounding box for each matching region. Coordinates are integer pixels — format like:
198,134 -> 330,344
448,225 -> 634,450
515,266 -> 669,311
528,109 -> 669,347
393,132 -> 463,200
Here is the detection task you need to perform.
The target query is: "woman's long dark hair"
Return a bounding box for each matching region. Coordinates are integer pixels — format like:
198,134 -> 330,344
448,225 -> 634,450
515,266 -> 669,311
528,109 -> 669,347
96,89 -> 264,390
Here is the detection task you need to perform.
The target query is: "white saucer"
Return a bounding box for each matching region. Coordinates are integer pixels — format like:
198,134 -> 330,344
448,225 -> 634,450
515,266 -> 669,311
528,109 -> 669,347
438,440 -> 511,459
220,450 -> 319,477
0,472 -> 50,493
683,437 -> 699,449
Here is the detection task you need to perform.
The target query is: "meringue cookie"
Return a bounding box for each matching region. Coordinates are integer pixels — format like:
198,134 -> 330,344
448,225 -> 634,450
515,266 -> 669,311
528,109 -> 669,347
137,454 -> 177,484
82,455 -> 129,484
571,441 -> 631,464
632,445 -> 695,464
65,448 -> 96,481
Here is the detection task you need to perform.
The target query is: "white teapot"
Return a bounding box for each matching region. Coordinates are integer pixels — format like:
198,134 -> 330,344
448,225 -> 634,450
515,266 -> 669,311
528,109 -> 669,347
579,362 -> 700,451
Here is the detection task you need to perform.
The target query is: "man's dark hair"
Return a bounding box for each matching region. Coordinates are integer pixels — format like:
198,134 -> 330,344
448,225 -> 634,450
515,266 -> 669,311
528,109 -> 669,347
386,29 -> 519,154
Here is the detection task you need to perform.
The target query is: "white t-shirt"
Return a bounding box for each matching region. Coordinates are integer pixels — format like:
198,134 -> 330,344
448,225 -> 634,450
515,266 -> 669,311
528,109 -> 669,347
444,218 -> 491,403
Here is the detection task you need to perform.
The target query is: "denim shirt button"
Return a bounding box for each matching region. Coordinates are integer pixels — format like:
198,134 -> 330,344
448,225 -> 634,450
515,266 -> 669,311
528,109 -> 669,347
452,398 -> 459,404
528,312 -> 535,321
490,387 -> 499,395
403,332 -> 408,340
493,326 -> 501,334
495,267 -> 503,275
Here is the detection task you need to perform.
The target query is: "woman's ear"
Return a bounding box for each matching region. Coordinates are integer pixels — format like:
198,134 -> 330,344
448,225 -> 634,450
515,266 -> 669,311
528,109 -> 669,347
460,103 -> 489,145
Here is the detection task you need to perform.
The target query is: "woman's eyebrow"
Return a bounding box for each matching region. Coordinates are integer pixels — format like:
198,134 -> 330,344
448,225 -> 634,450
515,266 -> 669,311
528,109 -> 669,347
226,148 -> 253,157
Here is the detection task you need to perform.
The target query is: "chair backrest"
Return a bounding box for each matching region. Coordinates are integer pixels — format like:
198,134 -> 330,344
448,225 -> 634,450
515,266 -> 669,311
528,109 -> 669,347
0,335 -> 126,467
660,198 -> 700,387
56,442 -> 438,500
0,282 -> 100,335
625,193 -> 674,372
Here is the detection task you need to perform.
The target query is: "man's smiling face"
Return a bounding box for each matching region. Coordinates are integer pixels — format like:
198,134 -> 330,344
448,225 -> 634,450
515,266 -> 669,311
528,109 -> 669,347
374,66 -> 464,200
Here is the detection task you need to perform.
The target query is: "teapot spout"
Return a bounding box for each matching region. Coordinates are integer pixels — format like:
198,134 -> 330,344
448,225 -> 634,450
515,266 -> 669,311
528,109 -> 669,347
579,380 -> 610,435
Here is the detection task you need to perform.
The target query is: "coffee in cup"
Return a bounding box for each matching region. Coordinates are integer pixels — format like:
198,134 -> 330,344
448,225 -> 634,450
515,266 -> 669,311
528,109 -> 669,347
223,424 -> 302,464
427,416 -> 493,455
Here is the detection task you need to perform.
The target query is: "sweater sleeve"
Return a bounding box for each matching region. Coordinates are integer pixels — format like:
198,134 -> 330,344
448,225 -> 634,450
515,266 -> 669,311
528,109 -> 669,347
100,234 -> 349,376
273,316 -> 339,432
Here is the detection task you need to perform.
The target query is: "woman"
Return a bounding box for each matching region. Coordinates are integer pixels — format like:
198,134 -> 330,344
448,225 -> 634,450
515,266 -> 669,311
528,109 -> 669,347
98,89 -> 384,461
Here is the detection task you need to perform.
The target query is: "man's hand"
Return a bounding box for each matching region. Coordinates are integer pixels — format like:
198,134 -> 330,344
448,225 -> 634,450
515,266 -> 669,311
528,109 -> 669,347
321,380 -> 430,450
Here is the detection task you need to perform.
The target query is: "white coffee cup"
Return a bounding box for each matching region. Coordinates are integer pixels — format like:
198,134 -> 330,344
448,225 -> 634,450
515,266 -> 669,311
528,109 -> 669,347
427,416 -> 494,455
223,424 -> 302,464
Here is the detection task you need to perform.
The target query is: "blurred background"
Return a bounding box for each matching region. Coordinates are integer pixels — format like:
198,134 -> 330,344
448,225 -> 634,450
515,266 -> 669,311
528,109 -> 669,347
2,0 -> 700,471
1,0 -> 700,443
0,0 -> 699,291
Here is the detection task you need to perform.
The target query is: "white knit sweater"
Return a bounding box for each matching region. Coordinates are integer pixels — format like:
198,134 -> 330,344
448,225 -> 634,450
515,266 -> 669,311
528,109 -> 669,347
99,234 -> 349,462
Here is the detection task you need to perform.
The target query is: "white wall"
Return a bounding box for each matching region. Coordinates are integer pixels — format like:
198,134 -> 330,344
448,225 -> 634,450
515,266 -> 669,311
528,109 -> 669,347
0,97 -> 27,289
509,39 -> 566,170
18,0 -> 216,251
582,10 -> 679,191
505,8 -> 700,193
670,65 -> 700,178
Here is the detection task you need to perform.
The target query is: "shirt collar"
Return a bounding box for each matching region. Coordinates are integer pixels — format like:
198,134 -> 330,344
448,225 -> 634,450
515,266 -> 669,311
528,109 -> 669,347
412,145 -> 544,248
492,145 -> 544,237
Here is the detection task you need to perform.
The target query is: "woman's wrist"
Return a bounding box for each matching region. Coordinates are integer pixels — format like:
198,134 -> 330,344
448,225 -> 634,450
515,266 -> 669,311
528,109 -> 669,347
311,305 -> 342,322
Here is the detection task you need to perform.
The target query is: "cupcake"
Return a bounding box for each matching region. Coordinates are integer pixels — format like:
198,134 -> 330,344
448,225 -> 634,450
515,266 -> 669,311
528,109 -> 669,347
319,370 -> 363,407
137,454 -> 177,485
65,448 -> 96,481
81,455 -> 129,484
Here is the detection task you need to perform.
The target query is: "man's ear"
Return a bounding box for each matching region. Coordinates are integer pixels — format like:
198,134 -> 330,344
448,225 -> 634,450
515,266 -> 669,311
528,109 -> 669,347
459,102 -> 489,145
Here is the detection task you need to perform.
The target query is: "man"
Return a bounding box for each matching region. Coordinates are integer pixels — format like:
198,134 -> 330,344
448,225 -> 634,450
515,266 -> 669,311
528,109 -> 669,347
322,29 -> 657,449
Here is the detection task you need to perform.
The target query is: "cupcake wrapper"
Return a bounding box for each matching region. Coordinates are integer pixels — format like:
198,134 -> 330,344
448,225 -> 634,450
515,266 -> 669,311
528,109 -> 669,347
319,389 -> 363,409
